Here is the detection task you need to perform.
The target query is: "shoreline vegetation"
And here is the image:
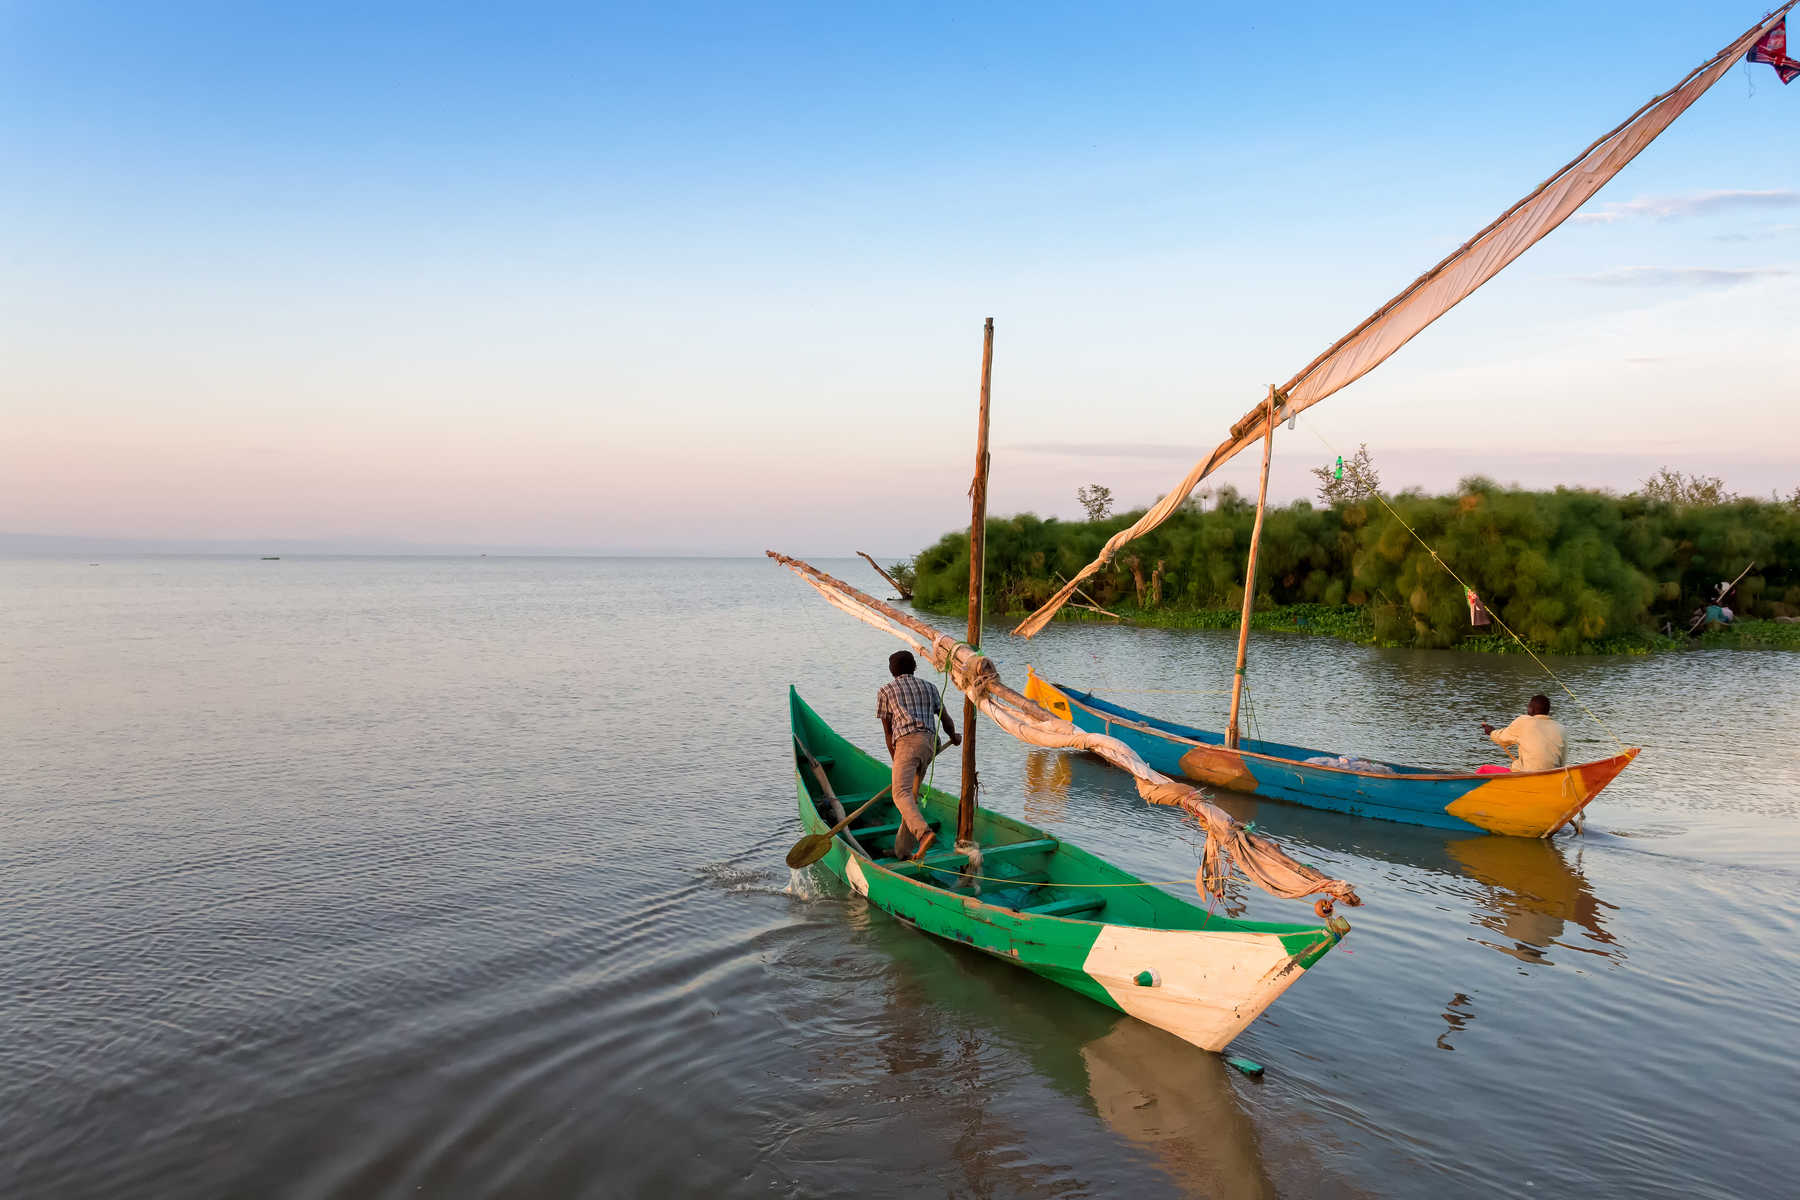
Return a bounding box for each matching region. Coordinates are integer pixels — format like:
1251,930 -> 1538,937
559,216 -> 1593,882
901,476 -> 1800,656
1037,601 -> 1800,655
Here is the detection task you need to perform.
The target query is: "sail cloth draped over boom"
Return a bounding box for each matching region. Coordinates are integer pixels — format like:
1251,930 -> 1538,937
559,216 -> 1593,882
1012,3 -> 1799,640
767,550 -> 1362,910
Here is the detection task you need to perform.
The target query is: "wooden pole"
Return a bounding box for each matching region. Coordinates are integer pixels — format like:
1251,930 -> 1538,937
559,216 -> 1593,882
856,551 -> 912,599
959,318 -> 994,845
1717,560 -> 1755,600
1225,386 -> 1277,750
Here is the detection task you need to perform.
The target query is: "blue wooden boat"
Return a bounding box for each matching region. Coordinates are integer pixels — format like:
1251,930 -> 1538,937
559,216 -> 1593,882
1025,670 -> 1636,838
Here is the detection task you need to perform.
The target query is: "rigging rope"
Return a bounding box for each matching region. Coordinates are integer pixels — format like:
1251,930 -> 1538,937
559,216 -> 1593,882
922,641 -> 960,803
1300,423 -> 1629,754
1241,677 -> 1263,746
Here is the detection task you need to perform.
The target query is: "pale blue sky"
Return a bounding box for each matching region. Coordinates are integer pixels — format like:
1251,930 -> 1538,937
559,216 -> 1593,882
3,1 -> 1796,553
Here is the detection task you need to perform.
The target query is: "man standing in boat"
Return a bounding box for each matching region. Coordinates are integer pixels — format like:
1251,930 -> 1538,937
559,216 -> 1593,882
877,650 -> 959,861
1482,695 -> 1566,772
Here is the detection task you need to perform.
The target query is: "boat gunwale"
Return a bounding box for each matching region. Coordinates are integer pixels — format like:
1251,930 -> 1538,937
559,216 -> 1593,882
787,683 -> 1333,944
793,765 -> 1327,942
1056,682 -> 1638,782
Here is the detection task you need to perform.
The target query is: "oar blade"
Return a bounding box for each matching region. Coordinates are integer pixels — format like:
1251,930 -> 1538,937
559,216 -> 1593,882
786,834 -> 833,869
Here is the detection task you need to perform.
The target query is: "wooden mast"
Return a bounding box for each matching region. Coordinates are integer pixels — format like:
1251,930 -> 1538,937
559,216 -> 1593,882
1224,386 -> 1276,750
959,318 -> 994,845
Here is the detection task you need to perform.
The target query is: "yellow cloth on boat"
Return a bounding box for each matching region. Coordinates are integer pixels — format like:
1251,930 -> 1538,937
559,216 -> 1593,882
1490,715 -> 1567,772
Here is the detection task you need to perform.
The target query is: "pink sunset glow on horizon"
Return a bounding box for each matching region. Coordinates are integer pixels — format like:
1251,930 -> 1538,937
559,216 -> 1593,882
4,3 -> 1795,555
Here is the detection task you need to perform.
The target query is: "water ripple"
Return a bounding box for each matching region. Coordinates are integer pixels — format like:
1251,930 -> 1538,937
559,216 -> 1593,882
2,556 -> 1796,1198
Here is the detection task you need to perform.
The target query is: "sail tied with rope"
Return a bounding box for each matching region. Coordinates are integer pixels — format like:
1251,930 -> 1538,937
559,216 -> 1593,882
767,551 -> 1362,912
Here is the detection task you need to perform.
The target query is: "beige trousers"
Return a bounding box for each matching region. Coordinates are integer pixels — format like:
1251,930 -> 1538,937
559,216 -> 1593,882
890,731 -> 934,858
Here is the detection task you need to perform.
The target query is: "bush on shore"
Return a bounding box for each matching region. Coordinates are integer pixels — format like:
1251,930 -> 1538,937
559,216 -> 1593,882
911,483 -> 1800,652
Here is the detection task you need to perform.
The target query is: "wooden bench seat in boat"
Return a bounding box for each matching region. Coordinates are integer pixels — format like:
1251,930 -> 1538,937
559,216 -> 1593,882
849,818 -> 941,842
1018,894 -> 1105,919
888,837 -> 1060,873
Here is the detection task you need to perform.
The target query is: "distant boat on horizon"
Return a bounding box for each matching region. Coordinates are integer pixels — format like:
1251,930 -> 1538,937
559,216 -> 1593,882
260,555 -> 280,561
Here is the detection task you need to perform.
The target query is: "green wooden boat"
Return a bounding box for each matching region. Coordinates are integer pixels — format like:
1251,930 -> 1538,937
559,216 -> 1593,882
789,686 -> 1346,1053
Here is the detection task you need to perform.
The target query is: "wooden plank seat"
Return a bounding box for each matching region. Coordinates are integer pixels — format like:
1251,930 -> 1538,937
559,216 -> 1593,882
1019,894 -> 1105,919
849,818 -> 941,841
890,837 -> 1060,872
814,789 -> 879,815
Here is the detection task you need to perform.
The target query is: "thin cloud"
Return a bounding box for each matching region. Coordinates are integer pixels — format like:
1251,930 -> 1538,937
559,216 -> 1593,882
1569,266 -> 1794,288
1571,190 -> 1800,225
1713,223 -> 1800,243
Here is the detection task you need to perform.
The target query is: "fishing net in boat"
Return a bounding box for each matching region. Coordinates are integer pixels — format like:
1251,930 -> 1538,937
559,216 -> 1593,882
768,551 -> 1362,910
1011,1 -> 1797,640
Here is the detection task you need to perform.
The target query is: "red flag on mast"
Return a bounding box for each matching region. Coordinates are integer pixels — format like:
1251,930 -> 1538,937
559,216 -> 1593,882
1750,18 -> 1799,83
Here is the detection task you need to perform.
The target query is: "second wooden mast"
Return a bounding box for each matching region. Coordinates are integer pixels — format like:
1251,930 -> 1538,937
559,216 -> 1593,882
959,318 -> 994,846
1224,386 -> 1277,750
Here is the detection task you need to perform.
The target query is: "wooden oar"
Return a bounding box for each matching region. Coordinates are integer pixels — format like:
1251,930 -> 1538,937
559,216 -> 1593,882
792,733 -> 872,860
787,787 -> 893,868
792,735 -> 846,821
787,739 -> 948,869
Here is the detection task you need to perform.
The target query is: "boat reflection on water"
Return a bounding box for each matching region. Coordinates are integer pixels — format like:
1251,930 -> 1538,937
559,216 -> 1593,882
1206,792 -> 1620,967
1437,992 -> 1477,1052
1443,834 -> 1619,965
854,900 -> 1282,1198
1076,1020 -> 1278,1198
1019,750 -> 1619,967
1020,749 -> 1073,827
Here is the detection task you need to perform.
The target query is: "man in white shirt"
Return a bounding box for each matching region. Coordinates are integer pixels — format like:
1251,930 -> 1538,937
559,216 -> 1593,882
1482,695 -> 1567,772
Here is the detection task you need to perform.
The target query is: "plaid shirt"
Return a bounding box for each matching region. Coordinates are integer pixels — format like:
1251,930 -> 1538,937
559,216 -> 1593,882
876,674 -> 943,741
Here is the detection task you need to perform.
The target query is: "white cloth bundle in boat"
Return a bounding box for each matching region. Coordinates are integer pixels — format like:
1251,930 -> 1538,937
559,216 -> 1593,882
1303,755 -> 1395,774
768,551 -> 1362,910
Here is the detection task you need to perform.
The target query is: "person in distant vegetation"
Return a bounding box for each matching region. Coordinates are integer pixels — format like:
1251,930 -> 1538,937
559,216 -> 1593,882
877,650 -> 959,861
1689,587 -> 1737,633
1480,695 -> 1567,772
1706,581 -> 1735,626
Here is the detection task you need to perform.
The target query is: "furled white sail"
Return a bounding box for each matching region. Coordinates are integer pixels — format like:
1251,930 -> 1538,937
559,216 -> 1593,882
1014,3 -> 1797,639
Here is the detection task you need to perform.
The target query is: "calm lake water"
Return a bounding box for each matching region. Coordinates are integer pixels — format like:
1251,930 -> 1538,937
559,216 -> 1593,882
3,555 -> 1796,1198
